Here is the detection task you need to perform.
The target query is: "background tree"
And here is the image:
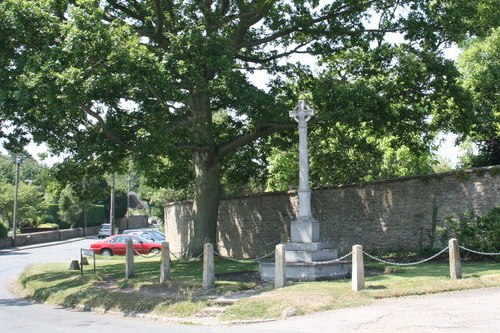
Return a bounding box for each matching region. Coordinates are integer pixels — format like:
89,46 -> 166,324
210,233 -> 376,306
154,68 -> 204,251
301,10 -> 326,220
457,28 -> 500,167
1,0 -> 497,254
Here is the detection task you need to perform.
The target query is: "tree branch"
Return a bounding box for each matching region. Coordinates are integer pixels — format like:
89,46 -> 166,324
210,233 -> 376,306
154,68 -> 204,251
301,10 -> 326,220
107,0 -> 145,22
153,0 -> 165,37
239,1 -> 376,49
236,42 -> 311,64
218,122 -> 295,157
81,105 -> 132,150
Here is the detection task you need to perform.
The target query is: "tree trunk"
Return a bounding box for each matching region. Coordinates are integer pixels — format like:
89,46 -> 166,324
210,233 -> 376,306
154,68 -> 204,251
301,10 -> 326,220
186,89 -> 222,256
188,151 -> 222,255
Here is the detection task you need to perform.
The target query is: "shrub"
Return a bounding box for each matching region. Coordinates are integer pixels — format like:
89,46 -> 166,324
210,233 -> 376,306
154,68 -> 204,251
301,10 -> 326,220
40,214 -> 55,224
76,204 -> 105,228
38,223 -> 59,230
0,220 -> 8,238
441,206 -> 500,256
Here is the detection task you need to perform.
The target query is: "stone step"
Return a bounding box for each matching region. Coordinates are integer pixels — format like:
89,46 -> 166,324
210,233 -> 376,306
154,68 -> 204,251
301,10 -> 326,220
285,248 -> 339,263
260,260 -> 351,282
209,298 -> 237,305
195,305 -> 227,317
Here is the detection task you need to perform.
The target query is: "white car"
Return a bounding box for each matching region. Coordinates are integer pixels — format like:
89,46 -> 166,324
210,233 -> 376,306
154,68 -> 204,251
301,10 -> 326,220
97,223 -> 111,239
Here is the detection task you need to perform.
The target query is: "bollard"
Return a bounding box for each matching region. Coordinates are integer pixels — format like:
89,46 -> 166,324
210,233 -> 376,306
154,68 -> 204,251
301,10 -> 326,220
449,238 -> 461,279
125,238 -> 135,279
69,260 -> 80,270
203,243 -> 215,290
160,242 -> 171,283
352,244 -> 364,292
275,244 -> 286,288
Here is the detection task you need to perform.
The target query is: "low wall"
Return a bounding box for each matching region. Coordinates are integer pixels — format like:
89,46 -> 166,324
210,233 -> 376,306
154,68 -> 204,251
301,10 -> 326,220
165,166 -> 500,257
0,226 -> 100,249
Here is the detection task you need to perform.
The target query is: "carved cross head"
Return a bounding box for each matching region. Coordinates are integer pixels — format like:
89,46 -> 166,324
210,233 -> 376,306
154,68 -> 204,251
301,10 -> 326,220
289,100 -> 315,124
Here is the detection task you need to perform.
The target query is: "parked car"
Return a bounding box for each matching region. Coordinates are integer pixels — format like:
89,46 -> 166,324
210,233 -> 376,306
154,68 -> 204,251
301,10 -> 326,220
122,229 -> 166,242
90,234 -> 162,256
97,223 -> 111,239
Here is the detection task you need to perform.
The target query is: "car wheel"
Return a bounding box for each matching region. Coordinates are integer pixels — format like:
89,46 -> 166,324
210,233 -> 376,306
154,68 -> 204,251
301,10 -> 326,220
149,248 -> 160,255
101,249 -> 113,256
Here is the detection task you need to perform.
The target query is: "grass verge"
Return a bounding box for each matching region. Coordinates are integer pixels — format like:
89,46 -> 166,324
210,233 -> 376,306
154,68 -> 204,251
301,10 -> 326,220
16,256 -> 500,322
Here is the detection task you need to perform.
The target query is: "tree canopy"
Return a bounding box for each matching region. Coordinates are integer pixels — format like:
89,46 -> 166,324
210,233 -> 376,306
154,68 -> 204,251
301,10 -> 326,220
1,0 -> 498,254
457,27 -> 500,167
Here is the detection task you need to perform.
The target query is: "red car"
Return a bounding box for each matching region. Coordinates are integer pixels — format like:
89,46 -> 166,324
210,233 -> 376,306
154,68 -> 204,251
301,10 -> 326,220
90,234 -> 162,256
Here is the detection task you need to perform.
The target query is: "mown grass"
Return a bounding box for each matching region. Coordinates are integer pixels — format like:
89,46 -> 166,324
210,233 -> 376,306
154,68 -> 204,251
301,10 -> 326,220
17,256 -> 500,322
18,256 -> 258,318
221,261 -> 500,321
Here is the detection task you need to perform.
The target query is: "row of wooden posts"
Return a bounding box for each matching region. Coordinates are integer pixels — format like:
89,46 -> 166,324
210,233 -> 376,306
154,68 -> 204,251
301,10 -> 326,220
122,239 -> 463,291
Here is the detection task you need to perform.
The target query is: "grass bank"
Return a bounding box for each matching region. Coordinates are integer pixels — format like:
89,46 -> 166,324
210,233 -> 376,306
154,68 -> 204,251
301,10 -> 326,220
17,256 -> 500,322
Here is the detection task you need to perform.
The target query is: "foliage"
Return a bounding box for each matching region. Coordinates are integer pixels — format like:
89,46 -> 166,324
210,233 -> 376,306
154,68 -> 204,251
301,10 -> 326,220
440,206 -> 500,256
104,189 -> 128,222
0,219 -> 8,238
0,180 -> 46,228
457,28 -> 500,167
0,154 -> 49,185
77,204 -> 105,228
38,223 -> 59,230
265,133 -> 436,191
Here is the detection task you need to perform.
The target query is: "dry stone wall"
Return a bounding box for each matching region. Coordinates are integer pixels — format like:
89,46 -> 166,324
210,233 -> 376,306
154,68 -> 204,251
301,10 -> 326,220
164,166 -> 500,257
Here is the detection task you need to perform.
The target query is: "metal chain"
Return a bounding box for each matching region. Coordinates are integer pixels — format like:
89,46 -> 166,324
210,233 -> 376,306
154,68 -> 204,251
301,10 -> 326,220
133,249 -> 161,258
213,249 -> 276,262
459,245 -> 500,256
363,246 -> 449,266
168,251 -> 203,262
292,251 -> 353,265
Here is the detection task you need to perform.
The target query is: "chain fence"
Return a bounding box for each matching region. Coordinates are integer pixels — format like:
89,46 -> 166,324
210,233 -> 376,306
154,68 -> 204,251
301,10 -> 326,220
168,250 -> 203,262
363,246 -> 450,266
133,248 -> 162,258
213,249 -> 276,263
132,242 -> 499,267
291,251 -> 353,265
458,245 -> 500,256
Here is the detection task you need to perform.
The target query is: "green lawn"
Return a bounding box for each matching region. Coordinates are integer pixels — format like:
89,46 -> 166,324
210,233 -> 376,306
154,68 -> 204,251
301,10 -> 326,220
17,256 -> 500,322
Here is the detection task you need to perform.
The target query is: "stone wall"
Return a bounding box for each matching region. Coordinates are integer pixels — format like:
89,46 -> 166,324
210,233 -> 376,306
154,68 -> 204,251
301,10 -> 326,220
164,166 -> 500,257
0,226 -> 100,249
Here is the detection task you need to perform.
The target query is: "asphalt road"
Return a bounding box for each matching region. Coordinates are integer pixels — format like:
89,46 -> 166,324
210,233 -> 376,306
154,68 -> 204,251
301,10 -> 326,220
1,238 -> 499,332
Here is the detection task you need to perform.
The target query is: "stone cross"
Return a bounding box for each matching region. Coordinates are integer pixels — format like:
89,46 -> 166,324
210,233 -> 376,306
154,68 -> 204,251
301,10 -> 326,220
289,100 -> 315,219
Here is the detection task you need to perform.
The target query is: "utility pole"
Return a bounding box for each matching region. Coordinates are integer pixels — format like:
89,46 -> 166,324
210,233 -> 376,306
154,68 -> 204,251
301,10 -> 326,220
110,173 -> 116,235
12,156 -> 22,245
126,172 -> 130,230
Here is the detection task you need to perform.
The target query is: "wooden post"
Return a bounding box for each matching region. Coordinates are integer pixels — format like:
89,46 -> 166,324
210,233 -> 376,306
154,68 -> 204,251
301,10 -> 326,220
352,244 -> 364,291
125,238 -> 135,279
449,238 -> 461,279
203,243 -> 215,290
275,244 -> 286,288
160,242 -> 171,283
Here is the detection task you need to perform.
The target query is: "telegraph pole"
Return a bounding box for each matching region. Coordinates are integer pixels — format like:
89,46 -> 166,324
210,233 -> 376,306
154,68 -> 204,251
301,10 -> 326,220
110,173 -> 116,235
12,156 -> 22,245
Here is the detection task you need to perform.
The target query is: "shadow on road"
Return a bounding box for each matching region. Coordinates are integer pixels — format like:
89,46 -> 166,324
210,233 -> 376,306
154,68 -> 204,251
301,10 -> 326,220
0,298 -> 33,307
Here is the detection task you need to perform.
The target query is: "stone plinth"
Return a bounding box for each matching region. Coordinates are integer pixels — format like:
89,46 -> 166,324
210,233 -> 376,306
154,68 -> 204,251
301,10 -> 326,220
285,241 -> 338,262
260,259 -> 351,282
290,217 -> 320,243
259,240 -> 351,282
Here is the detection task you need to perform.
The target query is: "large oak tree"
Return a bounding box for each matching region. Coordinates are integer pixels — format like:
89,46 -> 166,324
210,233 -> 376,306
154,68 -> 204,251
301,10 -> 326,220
1,0 -> 496,255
